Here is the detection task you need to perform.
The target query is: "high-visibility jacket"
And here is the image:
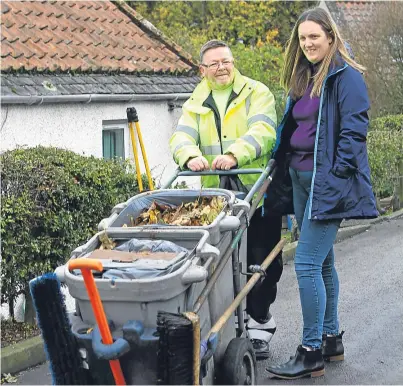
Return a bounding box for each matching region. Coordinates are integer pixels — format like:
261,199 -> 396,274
169,69 -> 277,190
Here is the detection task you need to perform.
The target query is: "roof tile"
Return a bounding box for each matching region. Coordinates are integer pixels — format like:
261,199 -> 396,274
1,0 -> 197,74
326,1 -> 377,27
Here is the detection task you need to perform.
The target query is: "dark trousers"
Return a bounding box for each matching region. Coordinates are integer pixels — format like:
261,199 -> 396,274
246,208 -> 283,324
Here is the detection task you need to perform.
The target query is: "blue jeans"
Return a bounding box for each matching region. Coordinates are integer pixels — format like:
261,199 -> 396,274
289,168 -> 341,349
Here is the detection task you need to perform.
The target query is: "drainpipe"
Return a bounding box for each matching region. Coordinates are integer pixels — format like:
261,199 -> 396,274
0,93 -> 192,105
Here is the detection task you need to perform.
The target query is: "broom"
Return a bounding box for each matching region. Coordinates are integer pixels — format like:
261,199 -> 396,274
156,311 -> 200,385
29,273 -> 90,385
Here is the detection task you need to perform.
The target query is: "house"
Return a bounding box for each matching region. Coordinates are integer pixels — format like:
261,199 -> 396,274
320,1 -> 403,116
319,1 -> 376,31
0,1 -> 200,186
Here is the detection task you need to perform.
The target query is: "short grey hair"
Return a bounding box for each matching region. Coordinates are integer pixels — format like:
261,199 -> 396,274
199,40 -> 232,63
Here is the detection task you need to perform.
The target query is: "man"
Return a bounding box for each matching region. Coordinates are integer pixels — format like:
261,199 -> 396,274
169,40 -> 283,359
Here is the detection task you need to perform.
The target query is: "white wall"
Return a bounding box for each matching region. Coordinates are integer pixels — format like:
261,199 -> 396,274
0,100 -> 199,187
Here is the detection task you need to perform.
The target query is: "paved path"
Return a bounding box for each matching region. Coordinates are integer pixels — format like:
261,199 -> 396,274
13,217 -> 403,385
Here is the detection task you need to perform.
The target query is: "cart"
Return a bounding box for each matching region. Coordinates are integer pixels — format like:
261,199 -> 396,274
56,162 -> 282,385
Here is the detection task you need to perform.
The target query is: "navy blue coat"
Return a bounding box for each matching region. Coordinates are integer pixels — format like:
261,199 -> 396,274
265,58 -> 378,220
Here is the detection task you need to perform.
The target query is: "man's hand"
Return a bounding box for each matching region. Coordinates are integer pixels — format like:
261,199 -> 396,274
187,156 -> 210,172
212,154 -> 237,171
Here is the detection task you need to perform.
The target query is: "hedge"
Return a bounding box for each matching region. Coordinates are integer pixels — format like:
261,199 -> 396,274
367,114 -> 403,198
1,146 -> 147,319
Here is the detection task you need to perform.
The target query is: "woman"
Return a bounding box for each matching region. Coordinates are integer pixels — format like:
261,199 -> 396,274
265,7 -> 378,380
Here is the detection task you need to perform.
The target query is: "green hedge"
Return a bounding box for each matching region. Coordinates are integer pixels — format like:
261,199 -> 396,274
1,146 -> 146,318
369,114 -> 403,132
368,115 -> 403,198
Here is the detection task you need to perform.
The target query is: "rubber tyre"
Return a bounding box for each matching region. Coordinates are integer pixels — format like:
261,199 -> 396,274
218,338 -> 257,385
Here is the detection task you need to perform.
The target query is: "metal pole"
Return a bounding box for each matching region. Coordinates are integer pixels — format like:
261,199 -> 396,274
232,230 -> 245,335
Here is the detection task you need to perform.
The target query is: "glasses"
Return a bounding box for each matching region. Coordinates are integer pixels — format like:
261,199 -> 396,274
201,59 -> 234,71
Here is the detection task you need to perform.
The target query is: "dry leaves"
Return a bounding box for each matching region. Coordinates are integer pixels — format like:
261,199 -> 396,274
1,374 -> 18,384
98,231 -> 116,250
130,196 -> 226,227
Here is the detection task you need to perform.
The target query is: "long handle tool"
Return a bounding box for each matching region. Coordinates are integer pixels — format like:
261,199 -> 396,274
68,259 -> 126,385
127,107 -> 154,191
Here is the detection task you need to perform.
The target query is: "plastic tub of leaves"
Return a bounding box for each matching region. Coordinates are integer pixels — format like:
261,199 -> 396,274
98,189 -> 247,245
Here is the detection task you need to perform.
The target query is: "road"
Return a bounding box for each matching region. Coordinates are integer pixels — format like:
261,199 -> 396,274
13,217 -> 403,385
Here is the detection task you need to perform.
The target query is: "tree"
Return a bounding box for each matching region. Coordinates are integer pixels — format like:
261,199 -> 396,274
341,3 -> 403,117
128,1 -> 316,116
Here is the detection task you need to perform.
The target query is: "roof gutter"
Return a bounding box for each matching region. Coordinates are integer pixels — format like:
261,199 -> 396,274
0,93 -> 192,106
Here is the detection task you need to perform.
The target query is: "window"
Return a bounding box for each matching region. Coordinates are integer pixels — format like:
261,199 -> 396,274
102,120 -> 126,160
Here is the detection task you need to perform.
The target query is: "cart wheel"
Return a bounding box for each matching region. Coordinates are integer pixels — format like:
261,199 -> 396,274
219,338 -> 257,385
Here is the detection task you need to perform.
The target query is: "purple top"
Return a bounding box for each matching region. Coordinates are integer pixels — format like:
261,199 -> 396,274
289,83 -> 320,171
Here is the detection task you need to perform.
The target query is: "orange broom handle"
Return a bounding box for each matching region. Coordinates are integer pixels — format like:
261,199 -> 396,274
68,259 -> 126,385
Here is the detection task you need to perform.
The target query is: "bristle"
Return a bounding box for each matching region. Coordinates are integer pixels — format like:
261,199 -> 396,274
157,311 -> 194,385
30,273 -> 89,385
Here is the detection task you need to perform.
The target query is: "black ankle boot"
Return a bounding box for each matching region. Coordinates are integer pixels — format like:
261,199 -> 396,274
322,331 -> 345,362
266,345 -> 325,380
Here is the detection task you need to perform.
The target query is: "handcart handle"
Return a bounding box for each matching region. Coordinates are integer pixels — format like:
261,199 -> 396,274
163,159 -> 276,190
177,168 -> 264,176
244,159 -> 276,206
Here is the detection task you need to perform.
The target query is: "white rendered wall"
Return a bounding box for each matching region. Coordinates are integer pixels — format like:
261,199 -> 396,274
0,100 -> 200,188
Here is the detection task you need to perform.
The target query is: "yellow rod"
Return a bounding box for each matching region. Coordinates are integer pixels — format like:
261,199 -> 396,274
128,121 -> 143,192
134,121 -> 154,190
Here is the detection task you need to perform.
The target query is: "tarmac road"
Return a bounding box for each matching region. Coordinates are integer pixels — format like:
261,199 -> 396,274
13,217 -> 403,385
259,217 -> 403,385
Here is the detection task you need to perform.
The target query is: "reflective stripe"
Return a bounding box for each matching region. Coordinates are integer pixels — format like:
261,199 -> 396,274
241,135 -> 261,158
200,145 -> 221,155
245,95 -> 251,116
173,141 -> 193,154
175,125 -> 199,142
245,81 -> 256,116
247,114 -> 276,129
222,139 -> 235,150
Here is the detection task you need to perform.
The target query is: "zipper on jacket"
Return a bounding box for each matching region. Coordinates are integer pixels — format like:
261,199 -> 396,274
203,93 -> 224,153
202,85 -> 245,154
308,63 -> 348,220
226,90 -> 238,115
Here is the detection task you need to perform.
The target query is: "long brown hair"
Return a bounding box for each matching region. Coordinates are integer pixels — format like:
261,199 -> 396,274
281,7 -> 365,99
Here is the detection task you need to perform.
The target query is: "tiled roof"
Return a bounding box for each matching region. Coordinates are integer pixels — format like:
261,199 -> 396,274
1,73 -> 200,97
325,1 -> 377,27
1,1 -> 198,74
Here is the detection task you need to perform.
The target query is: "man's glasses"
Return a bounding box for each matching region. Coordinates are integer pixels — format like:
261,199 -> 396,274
201,59 -> 234,71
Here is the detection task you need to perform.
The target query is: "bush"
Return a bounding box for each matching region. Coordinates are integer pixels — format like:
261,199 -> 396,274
369,114 -> 403,132
1,146 -> 146,319
368,115 -> 403,198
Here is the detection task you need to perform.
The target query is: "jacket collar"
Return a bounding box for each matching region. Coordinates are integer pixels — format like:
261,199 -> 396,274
184,68 -> 247,113
327,53 -> 348,77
